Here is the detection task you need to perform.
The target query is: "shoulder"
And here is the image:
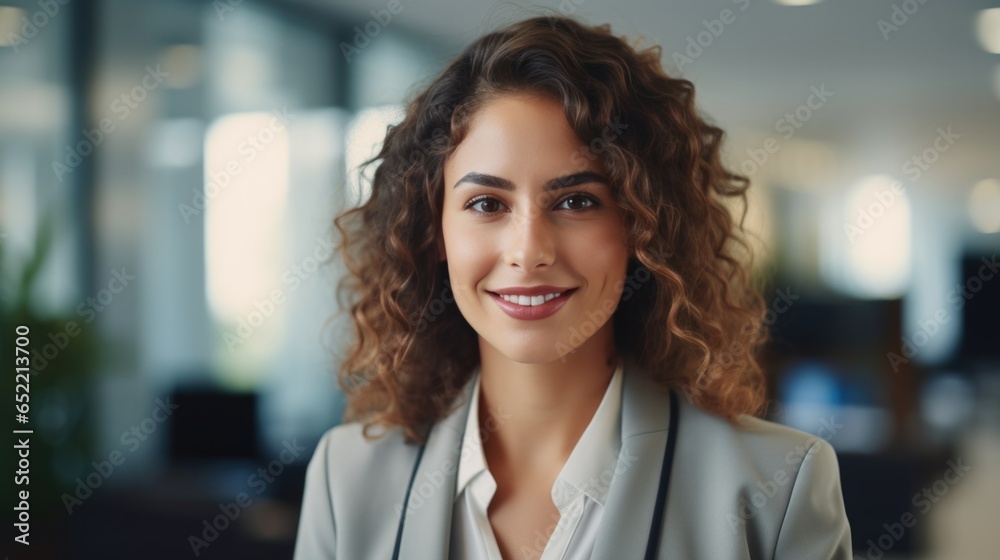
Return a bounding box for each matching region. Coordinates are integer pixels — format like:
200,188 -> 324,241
302,420 -> 421,516
670,395 -> 852,558
309,420 -> 419,486
305,379 -> 474,498
676,395 -> 838,470
294,421 -> 421,559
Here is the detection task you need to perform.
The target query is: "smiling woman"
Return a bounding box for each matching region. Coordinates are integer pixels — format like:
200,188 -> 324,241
295,15 -> 852,560
440,93 -> 629,365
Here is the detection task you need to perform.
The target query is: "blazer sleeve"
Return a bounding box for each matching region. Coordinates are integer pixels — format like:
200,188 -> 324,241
294,430 -> 338,559
773,438 -> 853,560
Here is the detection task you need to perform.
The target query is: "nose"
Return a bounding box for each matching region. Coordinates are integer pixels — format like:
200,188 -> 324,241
503,208 -> 556,271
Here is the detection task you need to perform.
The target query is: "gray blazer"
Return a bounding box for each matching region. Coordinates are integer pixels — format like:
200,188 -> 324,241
294,359 -> 853,559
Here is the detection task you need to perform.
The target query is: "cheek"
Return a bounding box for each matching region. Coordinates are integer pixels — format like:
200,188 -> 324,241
570,222 -> 629,267
442,223 -> 495,292
570,228 -> 628,299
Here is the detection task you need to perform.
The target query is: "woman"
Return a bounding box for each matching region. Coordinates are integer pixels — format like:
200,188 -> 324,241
295,15 -> 852,560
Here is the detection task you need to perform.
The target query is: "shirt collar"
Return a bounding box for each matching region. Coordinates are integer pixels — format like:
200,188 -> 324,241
455,361 -> 624,508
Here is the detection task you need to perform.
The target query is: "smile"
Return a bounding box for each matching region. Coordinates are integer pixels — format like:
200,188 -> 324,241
487,288 -> 577,320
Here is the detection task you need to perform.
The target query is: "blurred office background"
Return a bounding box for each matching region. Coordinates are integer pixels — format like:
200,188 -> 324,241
1,0 -> 998,558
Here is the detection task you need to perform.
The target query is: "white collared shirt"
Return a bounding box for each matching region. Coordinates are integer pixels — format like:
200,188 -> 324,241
449,362 -> 624,560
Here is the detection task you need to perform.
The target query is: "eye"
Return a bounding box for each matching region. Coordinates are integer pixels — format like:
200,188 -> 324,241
462,192 -> 603,217
556,193 -> 601,211
465,196 -> 507,215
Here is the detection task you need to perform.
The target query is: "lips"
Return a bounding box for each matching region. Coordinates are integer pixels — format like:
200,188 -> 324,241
487,288 -> 577,320
490,285 -> 575,297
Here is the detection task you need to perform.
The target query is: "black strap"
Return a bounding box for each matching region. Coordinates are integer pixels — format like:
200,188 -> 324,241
644,388 -> 680,560
392,424 -> 433,560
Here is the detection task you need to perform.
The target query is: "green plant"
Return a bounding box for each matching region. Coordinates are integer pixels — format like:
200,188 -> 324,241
2,207 -> 100,521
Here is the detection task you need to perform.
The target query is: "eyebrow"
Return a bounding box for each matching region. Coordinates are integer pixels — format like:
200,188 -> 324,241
452,171 -> 609,192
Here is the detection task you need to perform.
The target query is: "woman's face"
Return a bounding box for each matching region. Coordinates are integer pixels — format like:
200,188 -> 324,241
440,93 -> 630,364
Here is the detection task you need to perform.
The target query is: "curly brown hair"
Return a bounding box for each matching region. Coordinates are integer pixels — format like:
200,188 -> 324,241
331,15 -> 769,445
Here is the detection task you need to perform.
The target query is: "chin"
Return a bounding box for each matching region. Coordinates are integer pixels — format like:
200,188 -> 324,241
485,334 -> 580,365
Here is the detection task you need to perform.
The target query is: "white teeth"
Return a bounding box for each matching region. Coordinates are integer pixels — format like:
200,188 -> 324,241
499,292 -> 563,306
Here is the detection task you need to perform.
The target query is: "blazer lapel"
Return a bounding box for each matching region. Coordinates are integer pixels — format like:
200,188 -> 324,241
398,374 -> 476,560
396,359 -> 676,559
591,358 -> 676,558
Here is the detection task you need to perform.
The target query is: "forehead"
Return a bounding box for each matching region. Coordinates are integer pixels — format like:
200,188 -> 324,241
444,93 -> 605,181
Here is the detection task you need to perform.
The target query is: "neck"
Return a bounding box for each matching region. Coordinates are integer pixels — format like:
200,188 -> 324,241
476,324 -> 620,477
